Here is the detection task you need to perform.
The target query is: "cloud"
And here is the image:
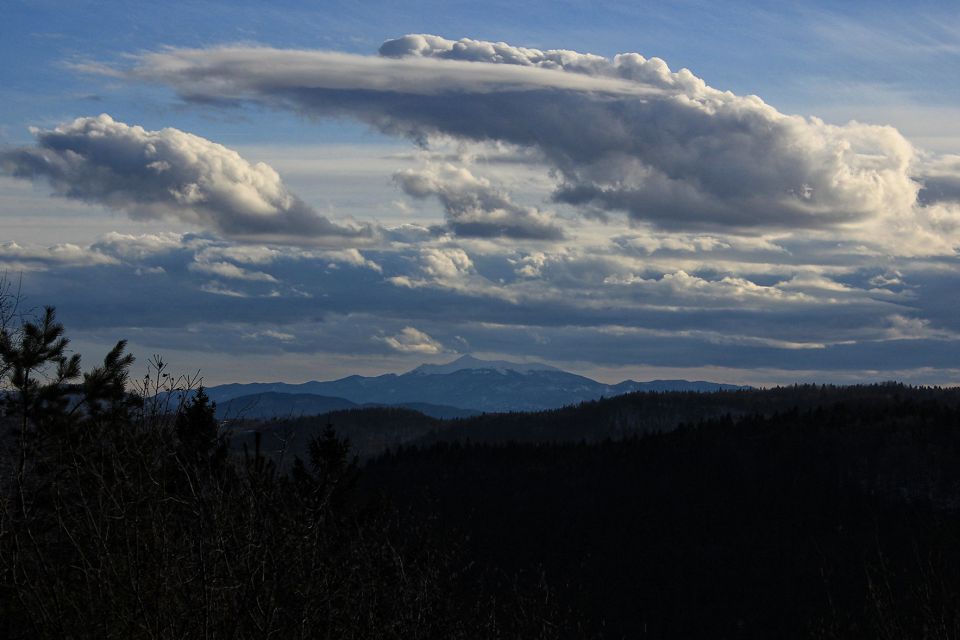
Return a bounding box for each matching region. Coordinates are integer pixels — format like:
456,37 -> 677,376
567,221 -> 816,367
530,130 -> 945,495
389,247 -> 475,289
376,326 -> 444,354
394,164 -> 564,239
602,269 -> 814,306
199,283 -> 249,298
613,232 -> 787,256
387,246 -> 525,303
188,259 -> 278,282
881,314 -> 959,341
0,240 -> 118,270
92,232 -> 190,260
243,329 -> 296,342
127,45 -> 660,101
318,248 -> 383,272
918,154 -> 960,204
195,244 -> 282,265
0,114 -> 374,245
115,37 -> 960,251
512,252 -> 548,278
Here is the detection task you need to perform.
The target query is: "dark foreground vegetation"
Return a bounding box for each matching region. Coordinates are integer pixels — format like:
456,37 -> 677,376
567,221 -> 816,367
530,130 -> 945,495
0,306 -> 570,638
368,400 -> 960,638
3,304 -> 960,637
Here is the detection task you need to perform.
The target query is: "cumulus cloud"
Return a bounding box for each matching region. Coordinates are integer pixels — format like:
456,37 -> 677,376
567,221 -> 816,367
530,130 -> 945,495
376,326 -> 444,354
389,247 -> 475,289
394,164 -> 564,239
387,246 -> 520,301
196,244 -> 282,265
0,241 -> 118,270
0,114 -> 374,245
603,269 -> 814,306
318,248 -> 383,272
882,314 -> 960,341
92,232 -> 190,260
512,251 -> 548,278
613,232 -> 787,256
113,36 -> 960,251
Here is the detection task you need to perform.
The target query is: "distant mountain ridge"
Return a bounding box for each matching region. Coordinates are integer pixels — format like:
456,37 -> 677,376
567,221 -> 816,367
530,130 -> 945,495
215,392 -> 478,420
205,355 -> 749,414
411,355 -> 561,375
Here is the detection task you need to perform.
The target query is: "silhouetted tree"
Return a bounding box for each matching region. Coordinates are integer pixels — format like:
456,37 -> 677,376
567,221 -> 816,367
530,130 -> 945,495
175,385 -> 228,474
0,302 -> 568,639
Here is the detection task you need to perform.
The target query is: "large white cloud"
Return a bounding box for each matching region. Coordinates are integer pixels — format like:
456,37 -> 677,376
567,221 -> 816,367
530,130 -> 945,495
115,36 -> 960,252
0,114 -> 374,245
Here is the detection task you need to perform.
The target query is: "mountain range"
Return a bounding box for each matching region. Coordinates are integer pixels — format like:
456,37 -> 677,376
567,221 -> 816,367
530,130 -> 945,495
206,355 -> 749,416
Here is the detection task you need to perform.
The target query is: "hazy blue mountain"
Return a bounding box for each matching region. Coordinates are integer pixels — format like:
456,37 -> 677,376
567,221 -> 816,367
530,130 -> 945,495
213,391 -> 480,420
206,355 -> 748,414
215,392 -> 356,419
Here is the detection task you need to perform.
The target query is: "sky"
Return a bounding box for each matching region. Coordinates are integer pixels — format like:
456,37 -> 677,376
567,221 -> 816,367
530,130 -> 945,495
2,0 -> 960,386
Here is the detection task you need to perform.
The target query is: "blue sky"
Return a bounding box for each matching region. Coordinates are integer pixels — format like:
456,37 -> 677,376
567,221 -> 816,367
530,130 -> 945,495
2,1 -> 960,385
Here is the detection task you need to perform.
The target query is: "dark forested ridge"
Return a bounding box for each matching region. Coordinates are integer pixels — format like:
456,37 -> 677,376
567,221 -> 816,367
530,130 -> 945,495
214,390 -> 477,421
366,396 -> 960,638
4,307 -> 960,637
424,382 -> 960,445
235,381 -> 960,458
225,406 -> 444,465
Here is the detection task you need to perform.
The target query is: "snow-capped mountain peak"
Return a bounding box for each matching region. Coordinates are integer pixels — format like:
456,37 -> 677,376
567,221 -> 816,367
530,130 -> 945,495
410,354 -> 561,376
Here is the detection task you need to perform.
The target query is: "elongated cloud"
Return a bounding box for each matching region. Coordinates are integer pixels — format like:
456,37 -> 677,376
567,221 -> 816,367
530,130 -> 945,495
126,46 -> 660,99
0,241 -> 118,270
116,36 -> 960,245
376,326 -> 444,354
0,114 -> 373,245
394,164 -> 564,239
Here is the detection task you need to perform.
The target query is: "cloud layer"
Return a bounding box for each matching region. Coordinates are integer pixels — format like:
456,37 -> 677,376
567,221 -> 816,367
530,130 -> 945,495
0,114 -> 373,245
13,226 -> 960,386
118,36 -> 960,251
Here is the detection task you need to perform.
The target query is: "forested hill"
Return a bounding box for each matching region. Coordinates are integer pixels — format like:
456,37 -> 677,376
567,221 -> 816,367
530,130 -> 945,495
236,383 -> 960,459
226,407 -> 442,464
364,393 -> 960,637
214,391 -> 477,420
422,382 -> 960,445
